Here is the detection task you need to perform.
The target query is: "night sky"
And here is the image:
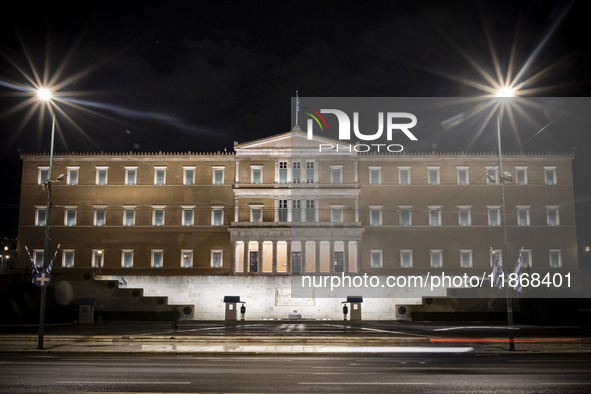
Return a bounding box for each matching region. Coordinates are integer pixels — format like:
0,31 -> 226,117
1,1 -> 590,261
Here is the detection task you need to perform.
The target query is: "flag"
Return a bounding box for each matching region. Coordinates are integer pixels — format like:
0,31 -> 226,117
24,245 -> 39,284
512,250 -> 524,292
491,252 -> 503,289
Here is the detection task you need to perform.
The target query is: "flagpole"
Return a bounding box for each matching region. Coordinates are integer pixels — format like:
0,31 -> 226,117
497,114 -> 516,351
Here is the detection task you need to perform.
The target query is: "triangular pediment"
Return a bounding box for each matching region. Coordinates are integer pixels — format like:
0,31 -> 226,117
234,127 -> 342,152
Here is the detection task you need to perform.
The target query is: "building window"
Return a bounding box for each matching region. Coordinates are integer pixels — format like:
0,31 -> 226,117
398,166 -> 410,185
458,206 -> 471,226
306,162 -> 315,183
517,206 -> 530,226
292,162 -> 301,184
330,205 -> 343,223
428,166 -> 440,185
520,249 -> 532,268
515,166 -> 528,185
62,249 -> 75,268
278,161 -> 288,184
429,206 -> 441,226
430,250 -> 442,268
292,200 -> 301,222
490,250 -> 503,267
250,205 -> 263,223
399,206 -> 412,226
305,200 -> 315,222
33,250 -> 44,268
182,206 -> 194,226
152,206 -> 165,226
278,200 -> 288,222
64,207 -> 77,226
183,167 -> 195,185
125,167 -> 137,185
154,167 -> 166,185
251,166 -> 263,184
487,206 -> 500,226
38,167 -> 49,185
181,250 -> 193,268
211,250 -> 223,268
549,249 -> 561,267
369,166 -> 381,185
96,167 -> 108,185
35,206 -> 47,226
123,207 -> 136,226
401,250 -> 413,268
67,167 -> 79,185
370,250 -> 383,268
94,206 -> 106,226
212,206 -> 224,226
213,167 -> 224,185
92,249 -> 104,268
486,166 -> 498,184
460,250 -> 473,268
121,250 -> 134,268
369,205 -> 383,226
546,206 -> 559,226
331,166 -> 343,184
544,166 -> 556,185
151,250 -> 163,268
457,166 -> 469,185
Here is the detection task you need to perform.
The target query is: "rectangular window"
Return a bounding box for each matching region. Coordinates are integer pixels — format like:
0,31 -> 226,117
94,207 -> 106,226
34,250 -> 44,268
430,250 -> 442,268
183,167 -> 195,185
211,250 -> 223,268
549,250 -> 561,267
213,167 -> 224,185
398,167 -> 410,185
65,208 -> 77,226
306,162 -> 315,183
429,206 -> 441,226
292,200 -> 301,222
212,207 -> 224,226
181,250 -> 193,268
460,250 -> 473,268
544,166 -> 556,185
92,249 -> 104,268
546,206 -> 559,226
488,206 -> 500,226
369,167 -> 381,185
67,167 -> 79,185
401,250 -> 413,268
458,206 -> 471,226
38,167 -> 49,185
121,250 -> 134,268
151,250 -> 163,268
428,166 -> 440,185
35,207 -> 47,226
123,208 -> 135,226
515,166 -> 528,185
370,250 -> 383,268
62,250 -> 75,268
125,167 -> 137,185
278,162 -> 288,184
305,200 -> 315,222
330,206 -> 343,223
154,167 -> 166,185
278,200 -> 288,222
292,162 -> 301,184
250,207 -> 263,223
517,206 -> 530,226
331,166 -> 342,184
96,167 -> 108,185
457,166 -> 469,185
486,166 -> 498,184
153,208 -> 165,226
369,207 -> 382,226
182,207 -> 194,226
399,206 -> 412,226
520,250 -> 532,268
251,166 -> 262,184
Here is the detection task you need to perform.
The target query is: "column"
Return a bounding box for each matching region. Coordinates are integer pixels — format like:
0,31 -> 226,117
235,198 -> 239,222
344,241 -> 350,273
272,240 -> 277,273
286,241 -> 292,274
243,241 -> 249,273
355,198 -> 359,223
329,241 -> 335,273
315,240 -> 320,272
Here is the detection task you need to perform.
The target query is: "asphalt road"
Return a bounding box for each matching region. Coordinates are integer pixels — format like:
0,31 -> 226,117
1,353 -> 590,393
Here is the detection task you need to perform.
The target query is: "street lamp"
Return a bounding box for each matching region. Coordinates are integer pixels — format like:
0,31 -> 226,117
495,87 -> 516,351
36,87 -> 57,350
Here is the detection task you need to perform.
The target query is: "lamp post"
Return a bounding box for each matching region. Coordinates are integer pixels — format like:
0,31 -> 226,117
37,87 -> 56,350
495,87 -> 516,351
